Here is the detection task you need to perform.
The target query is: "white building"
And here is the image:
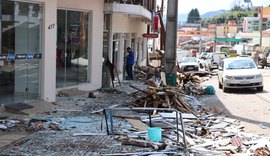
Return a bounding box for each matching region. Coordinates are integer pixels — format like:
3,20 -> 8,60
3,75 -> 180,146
243,17 -> 270,33
0,0 -> 155,106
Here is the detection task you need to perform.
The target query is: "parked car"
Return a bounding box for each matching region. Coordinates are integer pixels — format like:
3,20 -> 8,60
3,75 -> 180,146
218,57 -> 263,92
205,52 -> 229,71
199,52 -> 209,59
178,57 -> 199,72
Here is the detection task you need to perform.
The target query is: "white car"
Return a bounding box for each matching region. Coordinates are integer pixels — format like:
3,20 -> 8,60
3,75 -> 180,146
218,57 -> 263,92
205,52 -> 229,71
178,57 -> 199,72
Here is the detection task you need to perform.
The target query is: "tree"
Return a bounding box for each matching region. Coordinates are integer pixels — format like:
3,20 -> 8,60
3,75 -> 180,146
187,8 -> 201,23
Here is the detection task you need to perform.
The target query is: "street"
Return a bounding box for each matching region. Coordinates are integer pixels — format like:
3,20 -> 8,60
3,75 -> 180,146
200,68 -> 270,136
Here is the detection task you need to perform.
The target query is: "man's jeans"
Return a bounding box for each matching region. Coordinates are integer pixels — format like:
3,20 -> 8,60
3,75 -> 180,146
126,64 -> 133,80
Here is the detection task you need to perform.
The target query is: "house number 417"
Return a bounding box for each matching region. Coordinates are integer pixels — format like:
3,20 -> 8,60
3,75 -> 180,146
48,24 -> 55,30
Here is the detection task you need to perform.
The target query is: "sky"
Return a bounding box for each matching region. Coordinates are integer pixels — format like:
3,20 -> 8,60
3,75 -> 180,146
157,0 -> 270,14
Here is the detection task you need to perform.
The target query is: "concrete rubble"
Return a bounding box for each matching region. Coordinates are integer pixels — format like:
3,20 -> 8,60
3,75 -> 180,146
0,66 -> 269,155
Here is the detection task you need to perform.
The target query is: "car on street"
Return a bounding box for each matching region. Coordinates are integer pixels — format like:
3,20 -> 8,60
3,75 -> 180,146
205,52 -> 229,71
178,57 -> 199,72
199,52 -> 209,59
218,57 -> 263,92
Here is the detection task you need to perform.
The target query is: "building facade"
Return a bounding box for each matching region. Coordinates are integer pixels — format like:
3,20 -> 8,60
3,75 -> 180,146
0,0 -> 155,106
243,17 -> 270,33
102,0 -> 155,85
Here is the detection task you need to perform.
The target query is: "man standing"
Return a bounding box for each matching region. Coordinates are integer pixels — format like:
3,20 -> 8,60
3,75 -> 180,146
125,47 -> 135,80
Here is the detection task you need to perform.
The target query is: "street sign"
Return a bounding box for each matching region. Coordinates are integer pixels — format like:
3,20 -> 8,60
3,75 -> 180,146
142,33 -> 159,38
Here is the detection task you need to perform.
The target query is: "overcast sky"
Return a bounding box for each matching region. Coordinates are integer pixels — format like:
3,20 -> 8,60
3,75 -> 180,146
157,0 -> 270,14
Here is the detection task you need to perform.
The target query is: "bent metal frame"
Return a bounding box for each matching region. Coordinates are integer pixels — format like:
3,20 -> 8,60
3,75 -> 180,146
102,107 -> 187,148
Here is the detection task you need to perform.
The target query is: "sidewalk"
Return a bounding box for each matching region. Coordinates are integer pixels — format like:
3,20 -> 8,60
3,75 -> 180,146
0,81 -> 162,155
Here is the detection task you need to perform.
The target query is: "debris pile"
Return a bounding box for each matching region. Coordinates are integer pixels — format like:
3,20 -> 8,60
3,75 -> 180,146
129,84 -> 197,115
27,118 -> 61,131
0,119 -> 20,130
110,107 -> 270,155
134,65 -> 206,95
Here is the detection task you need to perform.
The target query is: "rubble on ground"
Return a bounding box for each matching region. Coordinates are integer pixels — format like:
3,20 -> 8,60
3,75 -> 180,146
0,65 -> 270,155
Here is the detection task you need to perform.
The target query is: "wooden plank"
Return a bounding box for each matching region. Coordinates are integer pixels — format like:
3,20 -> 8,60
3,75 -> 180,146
160,72 -> 167,86
125,118 -> 149,131
159,112 -> 197,119
209,122 -> 230,130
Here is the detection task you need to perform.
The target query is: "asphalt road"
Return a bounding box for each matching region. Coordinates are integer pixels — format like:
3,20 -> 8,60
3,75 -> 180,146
201,68 -> 270,136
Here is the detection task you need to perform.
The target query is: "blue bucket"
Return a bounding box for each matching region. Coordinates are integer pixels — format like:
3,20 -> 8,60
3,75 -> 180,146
147,127 -> 162,142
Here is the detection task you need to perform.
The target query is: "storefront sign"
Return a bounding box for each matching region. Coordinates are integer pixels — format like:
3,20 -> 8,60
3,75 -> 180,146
34,54 -> 42,59
15,54 -> 27,59
27,54 -> 34,59
7,53 -> 15,60
0,53 -> 42,60
0,55 -> 7,60
142,33 -> 159,38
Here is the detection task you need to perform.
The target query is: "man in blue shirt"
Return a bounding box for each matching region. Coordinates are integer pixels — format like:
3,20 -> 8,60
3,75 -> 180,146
125,47 -> 135,80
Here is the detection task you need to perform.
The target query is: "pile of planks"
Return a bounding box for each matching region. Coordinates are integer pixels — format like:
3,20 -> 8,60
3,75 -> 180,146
134,65 -> 206,95
128,84 -> 197,115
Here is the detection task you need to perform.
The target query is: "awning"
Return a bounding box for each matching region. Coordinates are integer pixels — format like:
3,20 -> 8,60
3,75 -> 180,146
216,37 -> 245,42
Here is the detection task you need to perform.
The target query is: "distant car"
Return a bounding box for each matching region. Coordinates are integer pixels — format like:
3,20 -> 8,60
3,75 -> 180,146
178,57 -> 199,72
199,52 -> 209,59
218,57 -> 263,92
205,52 -> 229,71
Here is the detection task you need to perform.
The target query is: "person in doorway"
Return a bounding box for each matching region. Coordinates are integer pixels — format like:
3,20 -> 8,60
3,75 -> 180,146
125,47 -> 135,80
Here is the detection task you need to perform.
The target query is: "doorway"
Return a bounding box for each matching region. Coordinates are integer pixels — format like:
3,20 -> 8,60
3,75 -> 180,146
56,10 -> 89,88
0,1 -> 43,105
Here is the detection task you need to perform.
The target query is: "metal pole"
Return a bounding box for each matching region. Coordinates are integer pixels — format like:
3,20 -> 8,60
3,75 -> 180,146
199,22 -> 202,54
259,6 -> 263,47
103,109 -> 110,135
109,109 -> 114,134
165,0 -> 178,74
179,113 -> 187,148
149,112 -> 152,127
176,111 -> 179,142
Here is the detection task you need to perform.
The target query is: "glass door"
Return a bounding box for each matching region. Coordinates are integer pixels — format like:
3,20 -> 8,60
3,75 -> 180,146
56,10 -> 89,88
0,1 -> 43,104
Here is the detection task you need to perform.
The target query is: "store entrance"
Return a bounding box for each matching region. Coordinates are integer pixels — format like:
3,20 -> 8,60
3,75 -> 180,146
0,1 -> 43,105
56,10 -> 89,88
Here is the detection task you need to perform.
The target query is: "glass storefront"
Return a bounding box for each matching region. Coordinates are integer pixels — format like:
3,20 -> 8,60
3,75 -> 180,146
56,10 -> 89,88
0,1 -> 43,105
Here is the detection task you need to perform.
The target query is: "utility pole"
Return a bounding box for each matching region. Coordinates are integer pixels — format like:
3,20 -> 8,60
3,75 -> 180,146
164,0 -> 178,85
259,6 -> 263,47
199,21 -> 202,54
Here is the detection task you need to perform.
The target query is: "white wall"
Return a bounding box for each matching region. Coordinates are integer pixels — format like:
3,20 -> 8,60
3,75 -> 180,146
28,0 -> 57,102
262,37 -> 270,47
112,14 -> 147,34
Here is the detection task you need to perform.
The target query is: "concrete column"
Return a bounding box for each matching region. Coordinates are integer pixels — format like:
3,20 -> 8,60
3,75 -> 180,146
135,37 -> 139,64
42,1 -> 57,102
137,37 -> 142,65
165,0 -> 178,73
125,33 -> 131,49
117,33 -> 124,79
142,37 -> 147,59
